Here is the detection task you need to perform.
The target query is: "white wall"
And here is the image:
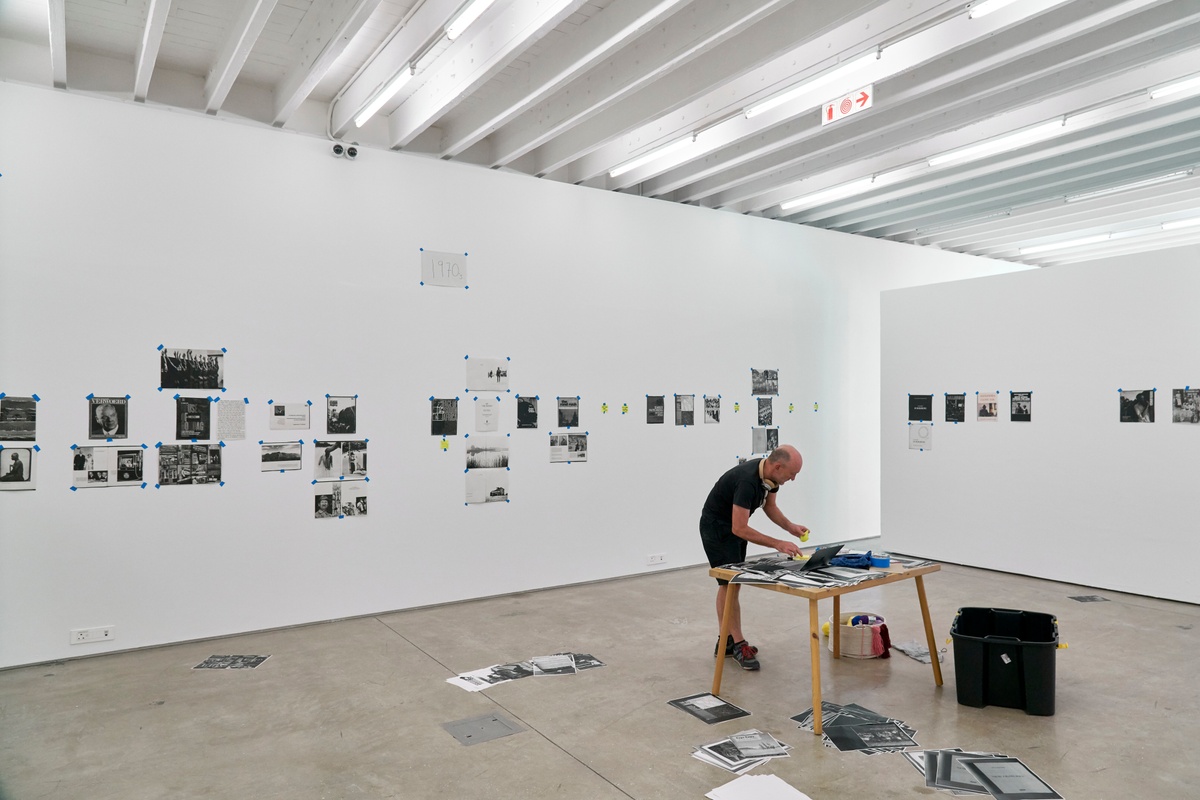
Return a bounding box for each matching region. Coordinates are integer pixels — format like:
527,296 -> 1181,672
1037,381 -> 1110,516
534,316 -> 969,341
881,253 -> 1200,604
0,81 -> 1024,668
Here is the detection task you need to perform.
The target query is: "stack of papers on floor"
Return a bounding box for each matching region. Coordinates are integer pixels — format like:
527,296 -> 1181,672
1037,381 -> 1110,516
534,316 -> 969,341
692,729 -> 791,774
706,774 -> 813,800
446,652 -> 604,691
903,749 -> 1063,798
791,701 -> 918,754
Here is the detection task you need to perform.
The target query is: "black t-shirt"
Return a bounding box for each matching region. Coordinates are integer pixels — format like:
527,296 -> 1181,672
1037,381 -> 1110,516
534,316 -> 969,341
701,458 -> 777,522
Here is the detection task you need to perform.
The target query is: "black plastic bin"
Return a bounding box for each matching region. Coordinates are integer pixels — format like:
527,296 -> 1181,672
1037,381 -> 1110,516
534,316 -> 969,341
950,607 -> 1058,716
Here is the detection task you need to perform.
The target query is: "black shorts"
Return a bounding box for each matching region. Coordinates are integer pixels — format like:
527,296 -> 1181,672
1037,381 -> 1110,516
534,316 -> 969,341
699,513 -> 746,585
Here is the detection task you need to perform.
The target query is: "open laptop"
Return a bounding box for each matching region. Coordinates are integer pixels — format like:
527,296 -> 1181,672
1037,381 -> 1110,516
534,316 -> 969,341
780,543 -> 844,574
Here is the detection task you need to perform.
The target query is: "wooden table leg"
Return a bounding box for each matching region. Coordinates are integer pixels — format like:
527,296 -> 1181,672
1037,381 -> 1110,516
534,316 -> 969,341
809,597 -> 823,734
914,575 -> 944,686
831,593 -> 841,659
711,583 -> 739,695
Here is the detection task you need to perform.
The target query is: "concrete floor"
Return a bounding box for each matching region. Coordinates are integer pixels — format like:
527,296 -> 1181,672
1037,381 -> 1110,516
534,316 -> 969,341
1,561 -> 1197,799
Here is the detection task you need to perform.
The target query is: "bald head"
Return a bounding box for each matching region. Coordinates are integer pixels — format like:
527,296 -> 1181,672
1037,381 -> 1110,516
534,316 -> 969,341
764,445 -> 803,484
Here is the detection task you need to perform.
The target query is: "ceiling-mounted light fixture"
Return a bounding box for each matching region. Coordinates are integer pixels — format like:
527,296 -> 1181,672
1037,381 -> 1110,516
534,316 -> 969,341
1161,215 -> 1200,231
1149,74 -> 1200,101
1065,170 -> 1194,202
446,0 -> 498,40
927,120 -> 1063,167
609,134 -> 696,178
1019,233 -> 1112,255
744,50 -> 879,120
967,0 -> 1024,19
355,64 -> 415,128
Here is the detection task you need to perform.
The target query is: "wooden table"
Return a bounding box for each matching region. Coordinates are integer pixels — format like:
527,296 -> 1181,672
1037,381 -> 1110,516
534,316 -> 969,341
709,561 -> 943,735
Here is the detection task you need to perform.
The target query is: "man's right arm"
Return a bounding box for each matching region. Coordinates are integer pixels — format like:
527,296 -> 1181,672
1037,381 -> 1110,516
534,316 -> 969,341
731,505 -> 801,556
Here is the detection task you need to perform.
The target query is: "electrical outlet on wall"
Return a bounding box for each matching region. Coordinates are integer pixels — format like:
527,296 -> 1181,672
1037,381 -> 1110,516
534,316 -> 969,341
647,553 -> 667,566
69,626 -> 115,645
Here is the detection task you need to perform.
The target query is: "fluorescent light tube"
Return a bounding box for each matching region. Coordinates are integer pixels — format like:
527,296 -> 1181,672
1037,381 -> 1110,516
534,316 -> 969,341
354,66 -> 414,128
968,0 -> 1023,18
1020,233 -> 1111,255
1162,216 -> 1200,231
928,120 -> 1063,167
446,0 -> 497,40
780,178 -> 874,212
1150,74 -> 1200,101
1065,170 -> 1193,202
745,51 -> 878,119
609,135 -> 695,178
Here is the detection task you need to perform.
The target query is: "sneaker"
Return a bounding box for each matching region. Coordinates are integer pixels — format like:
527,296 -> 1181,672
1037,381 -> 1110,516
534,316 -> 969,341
732,640 -> 760,671
714,635 -> 759,658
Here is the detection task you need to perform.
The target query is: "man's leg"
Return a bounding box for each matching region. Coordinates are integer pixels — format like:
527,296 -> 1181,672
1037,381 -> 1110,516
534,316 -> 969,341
715,583 -> 743,644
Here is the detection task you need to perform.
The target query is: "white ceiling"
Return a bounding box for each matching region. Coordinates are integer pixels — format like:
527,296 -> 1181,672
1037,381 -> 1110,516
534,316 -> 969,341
4,0 -> 1200,267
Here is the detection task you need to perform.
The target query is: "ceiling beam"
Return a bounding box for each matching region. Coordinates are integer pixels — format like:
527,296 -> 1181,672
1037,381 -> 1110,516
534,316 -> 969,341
386,0 -> 590,150
47,0 -> 66,89
204,0 -> 281,115
435,0 -> 692,158
272,0 -> 382,127
483,0 -> 795,169
329,0 -> 464,139
133,0 -> 172,102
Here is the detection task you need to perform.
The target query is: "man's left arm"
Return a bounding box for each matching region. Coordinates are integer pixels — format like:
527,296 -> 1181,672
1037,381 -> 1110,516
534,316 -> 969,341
763,493 -> 809,540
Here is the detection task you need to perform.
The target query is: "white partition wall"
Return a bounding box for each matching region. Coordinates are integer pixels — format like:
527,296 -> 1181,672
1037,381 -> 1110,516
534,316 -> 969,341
881,251 -> 1200,604
0,82 -> 1024,668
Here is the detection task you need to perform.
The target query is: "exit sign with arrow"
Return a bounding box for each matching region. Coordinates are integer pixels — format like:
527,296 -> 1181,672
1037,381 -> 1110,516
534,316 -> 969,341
822,85 -> 873,126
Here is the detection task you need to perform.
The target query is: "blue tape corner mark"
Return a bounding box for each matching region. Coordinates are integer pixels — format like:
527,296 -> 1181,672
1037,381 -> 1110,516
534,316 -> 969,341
221,347 -> 227,353
258,440 -> 264,445
364,476 -> 371,483
243,397 -> 249,405
464,285 -> 469,290
219,481 -> 225,487
106,437 -> 113,443
463,468 -> 468,474
173,394 -> 180,400
354,394 -> 359,399
157,344 -> 164,351
70,486 -> 77,492
191,438 -> 198,443
141,482 -> 147,489
34,444 -> 41,452
155,442 -> 162,449
311,479 -> 317,485
125,394 -> 131,400
306,400 -> 313,406
86,393 -> 94,400
420,281 -> 425,286
69,443 -> 77,451
339,476 -> 345,481
325,393 -> 331,398
220,387 -> 227,393
298,439 -> 304,445
464,355 -> 469,360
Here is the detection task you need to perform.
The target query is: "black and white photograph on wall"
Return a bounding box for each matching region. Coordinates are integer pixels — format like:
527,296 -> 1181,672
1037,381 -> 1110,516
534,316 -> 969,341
1010,391 -> 1032,422
516,396 -> 538,428
431,398 -> 458,436
269,402 -> 310,431
157,444 -> 221,485
466,357 -> 509,391
261,442 -> 302,472
751,428 -> 778,454
977,392 -> 999,421
175,397 -> 211,440
314,441 -> 343,480
0,396 -> 36,441
945,393 -> 966,423
751,368 -> 778,396
704,396 -> 720,424
341,481 -> 368,516
88,397 -> 128,440
160,347 -> 224,390
326,395 -> 357,435
1173,388 -> 1200,423
647,395 -> 665,424
314,483 -> 340,519
343,440 -> 368,477
465,468 -> 509,504
557,397 -> 579,428
675,394 -> 695,426
908,394 -> 933,421
757,397 -> 773,426
1119,389 -> 1154,423
550,432 -> 588,463
466,435 -> 509,469
909,423 -> 932,450
0,447 -> 35,490
71,446 -> 143,488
